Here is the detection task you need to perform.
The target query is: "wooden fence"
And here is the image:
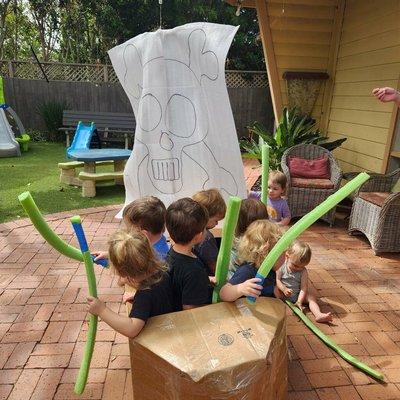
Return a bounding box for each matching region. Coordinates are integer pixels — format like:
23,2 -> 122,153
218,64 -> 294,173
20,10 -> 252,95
2,61 -> 274,137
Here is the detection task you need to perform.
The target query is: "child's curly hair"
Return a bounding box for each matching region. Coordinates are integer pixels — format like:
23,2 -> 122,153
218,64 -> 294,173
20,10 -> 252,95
108,229 -> 167,290
237,219 -> 282,267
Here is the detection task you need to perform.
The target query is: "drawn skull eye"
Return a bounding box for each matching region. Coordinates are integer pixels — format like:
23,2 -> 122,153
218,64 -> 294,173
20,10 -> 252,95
166,94 -> 196,138
139,93 -> 162,132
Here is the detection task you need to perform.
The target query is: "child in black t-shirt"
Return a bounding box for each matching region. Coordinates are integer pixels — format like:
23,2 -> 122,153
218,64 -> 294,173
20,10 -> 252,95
192,188 -> 226,275
166,198 -> 212,311
220,219 -> 283,302
86,229 -> 174,338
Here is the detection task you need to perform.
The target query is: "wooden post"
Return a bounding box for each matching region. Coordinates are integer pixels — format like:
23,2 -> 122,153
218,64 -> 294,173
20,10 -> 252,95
255,0 -> 283,123
8,61 -> 14,78
103,65 -> 108,82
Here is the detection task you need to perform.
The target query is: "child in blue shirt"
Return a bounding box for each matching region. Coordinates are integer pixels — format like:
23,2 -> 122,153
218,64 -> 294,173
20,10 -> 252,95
93,196 -> 169,302
220,219 -> 283,301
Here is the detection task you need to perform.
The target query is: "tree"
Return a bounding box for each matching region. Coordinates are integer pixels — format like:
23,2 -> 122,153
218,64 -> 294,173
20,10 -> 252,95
0,0 -> 12,58
2,1 -> 40,60
83,0 -> 264,70
28,0 -> 61,61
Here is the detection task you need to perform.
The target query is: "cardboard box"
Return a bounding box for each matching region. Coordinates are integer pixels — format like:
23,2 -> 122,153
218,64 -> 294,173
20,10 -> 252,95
128,298 -> 287,399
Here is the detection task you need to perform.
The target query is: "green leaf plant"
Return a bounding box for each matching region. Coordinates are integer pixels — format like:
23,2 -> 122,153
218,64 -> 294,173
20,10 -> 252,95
240,107 -> 347,170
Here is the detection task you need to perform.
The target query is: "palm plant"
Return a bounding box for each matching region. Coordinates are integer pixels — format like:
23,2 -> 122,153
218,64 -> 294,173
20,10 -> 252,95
240,107 -> 346,170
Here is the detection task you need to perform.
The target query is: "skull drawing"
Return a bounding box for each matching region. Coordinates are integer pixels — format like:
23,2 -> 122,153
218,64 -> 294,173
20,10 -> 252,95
110,24 -> 245,205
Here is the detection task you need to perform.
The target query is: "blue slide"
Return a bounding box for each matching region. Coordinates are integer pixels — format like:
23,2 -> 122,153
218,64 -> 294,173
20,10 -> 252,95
66,122 -> 97,159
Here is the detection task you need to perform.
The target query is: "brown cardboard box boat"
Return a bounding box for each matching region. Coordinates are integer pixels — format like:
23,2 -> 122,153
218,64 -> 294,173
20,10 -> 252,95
128,297 -> 287,399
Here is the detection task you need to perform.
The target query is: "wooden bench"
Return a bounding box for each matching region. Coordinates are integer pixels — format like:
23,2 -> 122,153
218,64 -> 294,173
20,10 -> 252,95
79,171 -> 124,197
60,110 -> 136,149
58,160 -> 114,186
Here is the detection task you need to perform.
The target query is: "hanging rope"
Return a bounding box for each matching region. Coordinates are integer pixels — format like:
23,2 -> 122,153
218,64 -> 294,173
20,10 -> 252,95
159,0 -> 163,29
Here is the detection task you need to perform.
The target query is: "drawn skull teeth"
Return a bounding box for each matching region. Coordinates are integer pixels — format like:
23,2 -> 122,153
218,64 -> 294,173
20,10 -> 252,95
151,158 -> 180,181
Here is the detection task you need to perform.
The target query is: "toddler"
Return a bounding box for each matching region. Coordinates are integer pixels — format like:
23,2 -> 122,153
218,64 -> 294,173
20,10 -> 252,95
192,188 -> 226,274
227,198 -> 268,279
275,241 -> 333,323
86,229 -> 174,338
220,219 -> 282,301
250,170 -> 291,226
166,198 -> 212,310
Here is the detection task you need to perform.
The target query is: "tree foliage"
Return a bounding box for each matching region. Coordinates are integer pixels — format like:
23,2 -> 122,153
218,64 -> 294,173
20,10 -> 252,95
1,0 -> 264,70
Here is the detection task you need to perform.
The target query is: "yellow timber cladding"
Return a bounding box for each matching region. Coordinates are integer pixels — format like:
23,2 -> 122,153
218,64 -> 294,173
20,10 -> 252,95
229,0 -> 400,173
327,0 -> 400,173
268,0 -> 339,125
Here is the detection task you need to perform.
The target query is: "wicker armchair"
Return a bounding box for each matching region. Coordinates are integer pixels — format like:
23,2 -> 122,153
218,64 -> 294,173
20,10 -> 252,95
348,169 -> 400,254
281,144 -> 343,226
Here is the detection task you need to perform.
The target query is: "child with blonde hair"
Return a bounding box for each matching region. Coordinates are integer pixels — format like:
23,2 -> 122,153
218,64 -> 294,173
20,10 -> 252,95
250,170 -> 291,226
227,198 -> 269,279
275,241 -> 333,323
86,229 -> 174,338
192,188 -> 226,274
220,220 -> 282,301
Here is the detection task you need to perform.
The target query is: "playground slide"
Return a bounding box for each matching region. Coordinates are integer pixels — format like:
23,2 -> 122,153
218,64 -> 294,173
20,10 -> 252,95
0,107 -> 20,157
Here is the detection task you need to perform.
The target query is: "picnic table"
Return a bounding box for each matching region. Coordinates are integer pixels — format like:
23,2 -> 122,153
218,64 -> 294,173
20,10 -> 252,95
68,149 -> 132,197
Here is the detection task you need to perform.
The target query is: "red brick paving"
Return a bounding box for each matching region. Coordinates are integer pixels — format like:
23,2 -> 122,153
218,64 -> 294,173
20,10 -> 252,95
1,160 -> 400,399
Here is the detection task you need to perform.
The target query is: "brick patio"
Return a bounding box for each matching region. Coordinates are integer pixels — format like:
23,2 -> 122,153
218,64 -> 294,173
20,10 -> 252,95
1,161 -> 400,399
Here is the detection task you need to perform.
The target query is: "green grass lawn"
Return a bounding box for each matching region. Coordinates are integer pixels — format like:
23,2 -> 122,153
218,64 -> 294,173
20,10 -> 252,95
0,142 -> 125,224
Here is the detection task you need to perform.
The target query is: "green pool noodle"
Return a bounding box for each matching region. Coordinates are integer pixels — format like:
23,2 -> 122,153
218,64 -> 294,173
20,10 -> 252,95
247,172 -> 370,303
0,76 -> 4,104
286,300 -> 384,381
261,144 -> 269,205
70,216 -> 98,395
18,191 -> 83,262
212,196 -> 242,303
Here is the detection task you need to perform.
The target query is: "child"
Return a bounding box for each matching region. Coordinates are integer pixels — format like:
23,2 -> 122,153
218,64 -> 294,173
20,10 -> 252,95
275,241 -> 333,323
192,188 -> 226,274
166,197 -> 212,310
227,198 -> 269,279
220,219 -> 282,301
250,170 -> 291,226
86,229 -> 174,338
94,196 -> 168,262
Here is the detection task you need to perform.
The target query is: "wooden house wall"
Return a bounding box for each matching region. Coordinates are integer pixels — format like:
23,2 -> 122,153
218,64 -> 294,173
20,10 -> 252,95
267,0 -> 340,123
326,0 -> 400,173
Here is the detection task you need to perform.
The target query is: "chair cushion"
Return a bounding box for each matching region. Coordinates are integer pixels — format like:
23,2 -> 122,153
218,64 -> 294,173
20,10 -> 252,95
359,192 -> 391,207
288,155 -> 330,179
291,177 -> 334,189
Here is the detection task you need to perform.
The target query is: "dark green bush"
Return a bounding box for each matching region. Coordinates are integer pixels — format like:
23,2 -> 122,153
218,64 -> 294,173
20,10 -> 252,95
36,100 -> 69,142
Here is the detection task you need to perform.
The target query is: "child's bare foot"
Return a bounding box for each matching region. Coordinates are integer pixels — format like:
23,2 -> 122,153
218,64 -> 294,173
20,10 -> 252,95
315,312 -> 333,323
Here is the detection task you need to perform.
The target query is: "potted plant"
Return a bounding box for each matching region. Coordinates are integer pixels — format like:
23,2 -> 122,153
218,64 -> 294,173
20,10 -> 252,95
240,107 -> 346,170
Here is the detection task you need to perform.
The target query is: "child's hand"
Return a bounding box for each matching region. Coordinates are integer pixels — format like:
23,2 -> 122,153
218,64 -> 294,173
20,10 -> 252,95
209,276 -> 217,285
86,296 -> 106,316
295,301 -> 305,312
122,292 -> 135,303
92,251 -> 108,261
239,278 -> 263,298
283,287 -> 293,297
